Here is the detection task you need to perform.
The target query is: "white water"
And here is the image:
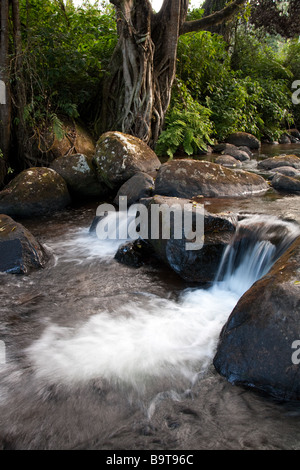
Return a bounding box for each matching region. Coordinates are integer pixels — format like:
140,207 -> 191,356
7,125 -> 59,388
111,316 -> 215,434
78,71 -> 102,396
26,213 -> 300,391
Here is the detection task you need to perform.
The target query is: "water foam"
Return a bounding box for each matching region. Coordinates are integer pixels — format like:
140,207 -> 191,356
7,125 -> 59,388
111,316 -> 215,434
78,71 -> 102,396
25,213 -> 300,390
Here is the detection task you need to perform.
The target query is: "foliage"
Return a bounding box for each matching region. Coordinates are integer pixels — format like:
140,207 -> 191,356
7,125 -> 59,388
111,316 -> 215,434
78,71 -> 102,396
18,0 -> 117,136
155,81 -> 214,158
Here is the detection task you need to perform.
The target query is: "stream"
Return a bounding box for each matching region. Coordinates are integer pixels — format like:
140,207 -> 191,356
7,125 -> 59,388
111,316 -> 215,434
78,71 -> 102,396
1,144 -> 300,450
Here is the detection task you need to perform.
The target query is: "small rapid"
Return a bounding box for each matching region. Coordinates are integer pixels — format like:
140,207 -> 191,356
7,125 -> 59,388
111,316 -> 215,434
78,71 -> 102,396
25,212 -> 300,391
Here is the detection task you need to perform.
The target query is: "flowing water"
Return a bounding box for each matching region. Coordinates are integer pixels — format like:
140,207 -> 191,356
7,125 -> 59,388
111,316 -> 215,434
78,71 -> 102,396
1,145 -> 300,450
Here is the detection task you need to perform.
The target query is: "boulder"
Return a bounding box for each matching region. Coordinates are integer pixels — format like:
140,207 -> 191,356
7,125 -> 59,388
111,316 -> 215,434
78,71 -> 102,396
214,155 -> 242,169
0,214 -> 49,274
0,167 -> 71,218
212,143 -> 237,154
225,132 -> 261,150
50,153 -> 106,198
114,172 -> 154,206
41,120 -> 96,161
222,147 -> 250,162
271,174 -> 300,193
213,236 -> 300,401
114,238 -> 156,267
154,159 -> 269,198
270,166 -> 300,178
238,146 -> 253,158
144,195 -> 237,283
279,133 -> 292,144
287,129 -> 300,140
93,131 -> 161,190
258,154 -> 300,171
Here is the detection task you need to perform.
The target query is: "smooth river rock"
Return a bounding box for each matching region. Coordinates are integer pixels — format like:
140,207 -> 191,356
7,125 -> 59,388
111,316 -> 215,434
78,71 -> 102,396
214,236 -> 300,401
154,159 -> 268,198
258,154 -> 300,171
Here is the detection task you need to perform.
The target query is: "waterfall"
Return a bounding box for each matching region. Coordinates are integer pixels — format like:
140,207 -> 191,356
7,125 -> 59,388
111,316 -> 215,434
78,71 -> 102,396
214,214 -> 300,297
25,213 -> 300,390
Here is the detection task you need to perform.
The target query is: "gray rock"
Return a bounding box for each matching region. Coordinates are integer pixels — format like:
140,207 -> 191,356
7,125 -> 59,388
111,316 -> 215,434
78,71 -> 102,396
50,153 -> 106,198
154,159 -> 268,198
222,147 -> 250,162
213,236 -> 300,401
215,155 -> 242,169
93,131 -> 161,190
270,166 -> 300,178
114,172 -> 154,206
144,195 -> 237,283
258,154 -> 300,171
225,132 -> 261,150
272,174 -> 300,193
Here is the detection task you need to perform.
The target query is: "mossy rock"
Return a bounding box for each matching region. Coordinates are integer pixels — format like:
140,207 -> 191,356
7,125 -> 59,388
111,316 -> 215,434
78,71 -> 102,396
0,167 -> 71,217
93,131 -> 161,190
154,159 -> 269,198
50,153 -> 107,198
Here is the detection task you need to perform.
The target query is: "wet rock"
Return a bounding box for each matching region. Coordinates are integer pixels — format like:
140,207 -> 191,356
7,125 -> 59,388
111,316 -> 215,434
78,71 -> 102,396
0,167 -> 71,218
114,172 -> 154,206
222,147 -> 250,162
238,146 -> 253,158
258,154 -> 300,171
213,236 -> 300,401
154,159 -> 269,198
144,195 -> 237,283
114,239 -> 155,267
271,174 -> 300,193
225,132 -> 261,150
0,214 -> 49,274
93,131 -> 161,191
214,155 -> 242,169
50,153 -> 106,198
212,143 -> 237,154
270,166 -> 300,178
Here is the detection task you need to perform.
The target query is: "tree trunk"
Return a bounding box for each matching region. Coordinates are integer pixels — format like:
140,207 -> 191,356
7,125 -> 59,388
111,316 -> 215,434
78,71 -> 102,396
98,0 -> 247,148
11,0 -> 28,168
0,0 -> 11,185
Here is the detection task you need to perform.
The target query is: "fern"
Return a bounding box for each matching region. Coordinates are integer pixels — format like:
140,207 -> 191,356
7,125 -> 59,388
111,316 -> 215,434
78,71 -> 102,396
50,113 -> 65,141
156,86 -> 214,158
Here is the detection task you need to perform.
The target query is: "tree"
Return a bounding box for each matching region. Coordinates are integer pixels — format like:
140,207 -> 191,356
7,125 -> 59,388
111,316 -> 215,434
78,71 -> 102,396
98,0 -> 247,147
0,0 -> 11,184
250,0 -> 300,37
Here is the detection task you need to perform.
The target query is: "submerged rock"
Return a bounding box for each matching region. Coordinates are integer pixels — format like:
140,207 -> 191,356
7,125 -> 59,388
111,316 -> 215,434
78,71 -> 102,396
93,131 -> 161,191
258,154 -> 300,171
143,195 -> 237,283
225,132 -> 261,150
0,214 -> 49,274
0,167 -> 71,217
50,153 -> 106,198
154,159 -> 268,198
213,235 -> 300,401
